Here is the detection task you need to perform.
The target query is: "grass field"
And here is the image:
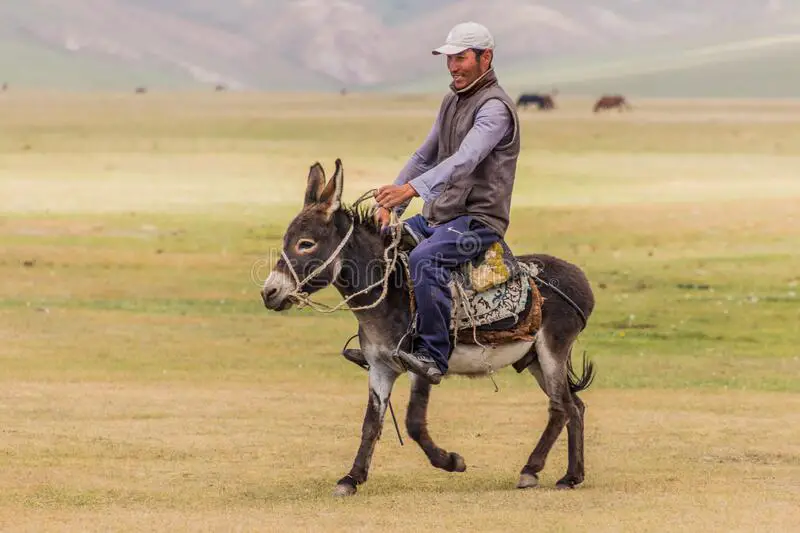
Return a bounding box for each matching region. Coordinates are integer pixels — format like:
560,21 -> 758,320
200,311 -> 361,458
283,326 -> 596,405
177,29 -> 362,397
1,92 -> 799,532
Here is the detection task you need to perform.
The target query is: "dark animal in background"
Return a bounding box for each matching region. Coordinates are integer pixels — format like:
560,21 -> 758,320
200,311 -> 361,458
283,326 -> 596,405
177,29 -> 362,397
135,86 -> 147,94
593,94 -> 631,112
517,92 -> 556,111
215,84 -> 226,92
1,82 -> 7,92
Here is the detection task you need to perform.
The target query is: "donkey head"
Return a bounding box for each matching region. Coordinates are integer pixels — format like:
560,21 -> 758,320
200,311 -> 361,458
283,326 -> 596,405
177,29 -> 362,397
261,159 -> 346,311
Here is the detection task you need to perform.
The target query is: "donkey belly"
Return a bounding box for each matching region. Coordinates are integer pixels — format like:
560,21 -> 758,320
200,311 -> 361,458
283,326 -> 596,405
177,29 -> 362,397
448,341 -> 534,376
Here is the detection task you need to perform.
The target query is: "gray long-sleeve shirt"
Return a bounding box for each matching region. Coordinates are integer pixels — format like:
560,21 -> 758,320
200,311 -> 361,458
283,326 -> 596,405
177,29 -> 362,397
393,98 -> 513,215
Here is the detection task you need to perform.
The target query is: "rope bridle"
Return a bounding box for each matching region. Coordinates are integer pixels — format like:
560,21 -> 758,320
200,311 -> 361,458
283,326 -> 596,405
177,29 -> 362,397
279,190 -> 405,314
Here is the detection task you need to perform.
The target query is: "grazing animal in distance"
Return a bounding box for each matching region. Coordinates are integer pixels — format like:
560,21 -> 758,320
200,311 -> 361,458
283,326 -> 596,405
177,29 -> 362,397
593,94 -> 631,112
517,91 -> 556,110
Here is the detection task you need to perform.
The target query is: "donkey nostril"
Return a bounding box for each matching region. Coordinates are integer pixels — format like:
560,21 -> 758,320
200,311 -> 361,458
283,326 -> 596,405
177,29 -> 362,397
263,287 -> 278,301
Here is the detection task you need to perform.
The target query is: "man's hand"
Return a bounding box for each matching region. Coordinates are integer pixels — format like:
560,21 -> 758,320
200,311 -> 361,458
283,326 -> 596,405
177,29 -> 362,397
375,206 -> 392,232
375,183 -> 418,209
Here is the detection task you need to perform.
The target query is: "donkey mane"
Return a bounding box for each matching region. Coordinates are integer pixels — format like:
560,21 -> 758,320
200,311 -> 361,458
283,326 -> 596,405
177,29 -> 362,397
341,202 -> 381,235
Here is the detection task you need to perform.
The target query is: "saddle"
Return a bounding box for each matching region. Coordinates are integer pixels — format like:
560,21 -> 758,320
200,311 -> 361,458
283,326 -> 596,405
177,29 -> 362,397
400,224 -> 544,347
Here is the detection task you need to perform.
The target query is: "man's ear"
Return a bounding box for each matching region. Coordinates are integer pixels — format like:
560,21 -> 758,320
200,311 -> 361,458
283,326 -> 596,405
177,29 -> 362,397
482,49 -> 493,69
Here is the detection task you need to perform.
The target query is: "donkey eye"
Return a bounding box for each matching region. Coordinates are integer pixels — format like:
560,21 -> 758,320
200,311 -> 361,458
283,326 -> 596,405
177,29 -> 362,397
295,239 -> 317,253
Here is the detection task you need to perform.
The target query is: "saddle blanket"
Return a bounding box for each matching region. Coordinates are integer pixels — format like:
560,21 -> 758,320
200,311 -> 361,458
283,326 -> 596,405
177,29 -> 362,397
401,222 -> 543,344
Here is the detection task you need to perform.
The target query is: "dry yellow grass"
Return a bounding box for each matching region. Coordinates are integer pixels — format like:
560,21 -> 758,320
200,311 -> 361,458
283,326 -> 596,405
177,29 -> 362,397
1,92 -> 799,532
2,382 -> 799,532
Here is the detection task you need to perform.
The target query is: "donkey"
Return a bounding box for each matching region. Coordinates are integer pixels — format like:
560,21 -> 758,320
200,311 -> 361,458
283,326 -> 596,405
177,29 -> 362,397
260,159 -> 596,496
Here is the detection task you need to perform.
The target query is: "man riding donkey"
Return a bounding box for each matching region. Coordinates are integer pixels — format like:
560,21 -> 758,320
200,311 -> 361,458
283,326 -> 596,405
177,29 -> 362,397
260,21 -> 596,492
374,21 -> 520,385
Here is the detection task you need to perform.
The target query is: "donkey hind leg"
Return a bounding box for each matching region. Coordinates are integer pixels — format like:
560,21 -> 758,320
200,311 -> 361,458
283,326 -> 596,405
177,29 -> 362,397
334,362 -> 399,497
557,388 -> 586,489
518,331 -> 584,489
405,374 -> 467,473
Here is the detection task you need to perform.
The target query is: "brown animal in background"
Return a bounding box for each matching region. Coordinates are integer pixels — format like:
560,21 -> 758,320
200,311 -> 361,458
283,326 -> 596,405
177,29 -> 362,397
594,94 -> 631,112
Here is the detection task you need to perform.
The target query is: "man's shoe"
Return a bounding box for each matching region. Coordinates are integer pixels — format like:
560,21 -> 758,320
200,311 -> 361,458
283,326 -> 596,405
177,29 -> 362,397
341,348 -> 369,370
395,350 -> 443,385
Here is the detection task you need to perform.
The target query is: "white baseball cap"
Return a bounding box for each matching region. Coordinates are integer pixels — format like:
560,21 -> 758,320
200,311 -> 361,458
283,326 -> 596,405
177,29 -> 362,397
432,22 -> 495,56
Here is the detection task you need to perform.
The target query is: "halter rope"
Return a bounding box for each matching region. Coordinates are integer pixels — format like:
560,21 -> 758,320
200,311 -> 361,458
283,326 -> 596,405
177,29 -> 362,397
279,190 -> 404,313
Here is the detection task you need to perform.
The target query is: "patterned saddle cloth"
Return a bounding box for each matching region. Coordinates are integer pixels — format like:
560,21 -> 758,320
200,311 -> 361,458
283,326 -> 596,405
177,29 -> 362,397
401,224 -> 544,346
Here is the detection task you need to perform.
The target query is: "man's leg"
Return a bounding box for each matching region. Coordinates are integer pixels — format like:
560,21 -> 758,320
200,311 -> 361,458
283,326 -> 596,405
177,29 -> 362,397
401,214 -> 434,243
404,216 -> 500,383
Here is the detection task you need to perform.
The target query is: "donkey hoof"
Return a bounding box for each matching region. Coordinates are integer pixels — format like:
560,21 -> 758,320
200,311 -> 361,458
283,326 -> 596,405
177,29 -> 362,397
516,473 -> 539,489
555,476 -> 582,490
333,483 -> 357,497
449,452 -> 467,473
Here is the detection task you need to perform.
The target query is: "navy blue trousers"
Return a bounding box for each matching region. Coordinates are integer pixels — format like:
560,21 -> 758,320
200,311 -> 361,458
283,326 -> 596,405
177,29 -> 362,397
404,214 -> 501,374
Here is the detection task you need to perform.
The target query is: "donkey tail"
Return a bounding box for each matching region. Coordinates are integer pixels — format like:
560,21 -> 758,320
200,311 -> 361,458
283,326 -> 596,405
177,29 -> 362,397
568,351 -> 596,393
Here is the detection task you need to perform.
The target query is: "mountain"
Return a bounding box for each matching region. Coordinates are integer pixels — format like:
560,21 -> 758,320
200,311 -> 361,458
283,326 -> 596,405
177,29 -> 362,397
0,0 -> 798,96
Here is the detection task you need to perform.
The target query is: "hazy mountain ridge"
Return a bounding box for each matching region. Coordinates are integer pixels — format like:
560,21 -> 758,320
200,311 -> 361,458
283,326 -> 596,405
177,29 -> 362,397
0,0 -> 798,94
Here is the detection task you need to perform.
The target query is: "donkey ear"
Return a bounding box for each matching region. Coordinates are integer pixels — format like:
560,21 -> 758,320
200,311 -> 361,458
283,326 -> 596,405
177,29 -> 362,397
318,158 -> 344,218
304,162 -> 326,206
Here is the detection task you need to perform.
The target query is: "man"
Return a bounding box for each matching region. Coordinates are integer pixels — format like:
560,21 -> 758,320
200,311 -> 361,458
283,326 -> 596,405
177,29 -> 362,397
374,21 -> 521,385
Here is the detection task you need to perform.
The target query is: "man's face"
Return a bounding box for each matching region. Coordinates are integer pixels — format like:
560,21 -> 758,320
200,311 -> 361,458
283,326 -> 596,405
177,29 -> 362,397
447,49 -> 491,90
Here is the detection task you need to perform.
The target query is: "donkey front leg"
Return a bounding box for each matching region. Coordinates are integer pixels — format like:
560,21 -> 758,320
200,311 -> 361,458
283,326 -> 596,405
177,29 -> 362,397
405,374 -> 467,473
334,362 -> 399,497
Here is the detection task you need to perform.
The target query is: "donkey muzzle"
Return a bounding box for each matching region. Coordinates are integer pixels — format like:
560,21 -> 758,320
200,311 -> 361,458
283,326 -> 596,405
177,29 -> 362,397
261,271 -> 295,311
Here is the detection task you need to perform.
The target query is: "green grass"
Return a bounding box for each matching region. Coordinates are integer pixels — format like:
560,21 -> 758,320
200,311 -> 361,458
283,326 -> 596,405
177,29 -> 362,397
1,94 -> 798,391
0,92 -> 799,531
